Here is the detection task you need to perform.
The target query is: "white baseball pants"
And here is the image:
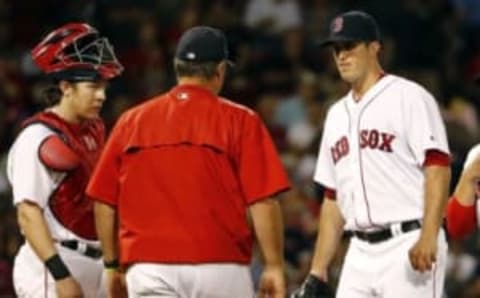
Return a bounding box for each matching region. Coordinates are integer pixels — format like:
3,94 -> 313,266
126,263 -> 255,298
336,229 -> 447,298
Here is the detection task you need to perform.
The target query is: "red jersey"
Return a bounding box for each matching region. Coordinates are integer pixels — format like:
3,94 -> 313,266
87,84 -> 290,264
23,112 -> 105,240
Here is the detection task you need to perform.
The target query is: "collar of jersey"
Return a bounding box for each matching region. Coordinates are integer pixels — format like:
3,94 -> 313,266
345,74 -> 396,110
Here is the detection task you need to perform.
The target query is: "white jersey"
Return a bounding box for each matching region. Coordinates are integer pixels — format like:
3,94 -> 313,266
314,74 -> 449,231
7,123 -> 99,246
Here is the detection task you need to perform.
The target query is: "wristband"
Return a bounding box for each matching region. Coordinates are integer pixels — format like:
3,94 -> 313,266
45,254 -> 71,280
104,259 -> 119,270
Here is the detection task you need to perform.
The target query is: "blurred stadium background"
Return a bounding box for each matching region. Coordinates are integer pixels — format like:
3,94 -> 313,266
1,0 -> 480,297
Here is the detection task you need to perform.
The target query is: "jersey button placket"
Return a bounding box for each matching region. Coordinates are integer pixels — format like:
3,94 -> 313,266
349,107 -> 363,227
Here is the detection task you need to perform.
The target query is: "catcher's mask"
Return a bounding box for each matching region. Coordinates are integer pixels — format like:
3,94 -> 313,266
31,23 -> 124,81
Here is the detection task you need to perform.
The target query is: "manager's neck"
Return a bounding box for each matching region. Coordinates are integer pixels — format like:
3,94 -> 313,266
177,77 -> 220,95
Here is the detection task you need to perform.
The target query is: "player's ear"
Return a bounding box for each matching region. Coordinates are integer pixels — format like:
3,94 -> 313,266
369,41 -> 381,54
214,62 -> 227,84
58,80 -> 73,97
215,61 -> 226,78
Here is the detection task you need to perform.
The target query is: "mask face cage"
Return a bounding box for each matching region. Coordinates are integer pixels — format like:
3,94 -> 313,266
32,23 -> 124,80
56,33 -> 124,79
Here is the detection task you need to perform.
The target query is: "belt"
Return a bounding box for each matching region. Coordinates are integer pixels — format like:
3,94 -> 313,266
59,240 -> 102,259
353,219 -> 422,244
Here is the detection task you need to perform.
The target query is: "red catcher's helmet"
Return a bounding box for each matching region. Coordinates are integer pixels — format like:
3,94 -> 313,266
31,23 -> 124,80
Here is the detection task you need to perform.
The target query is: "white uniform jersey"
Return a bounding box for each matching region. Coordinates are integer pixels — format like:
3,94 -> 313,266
7,123 -> 99,246
314,74 -> 449,231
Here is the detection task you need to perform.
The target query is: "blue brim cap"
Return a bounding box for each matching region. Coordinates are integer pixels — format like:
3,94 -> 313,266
318,10 -> 381,47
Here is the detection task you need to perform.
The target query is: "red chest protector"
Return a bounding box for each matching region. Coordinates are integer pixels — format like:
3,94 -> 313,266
23,112 -> 105,240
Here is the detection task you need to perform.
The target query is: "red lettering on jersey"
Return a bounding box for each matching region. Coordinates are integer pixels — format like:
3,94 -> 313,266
331,130 -> 395,164
379,133 -> 395,152
359,129 -> 396,153
368,129 -> 379,148
340,137 -> 349,154
331,136 -> 349,164
360,130 -> 369,148
331,147 -> 340,164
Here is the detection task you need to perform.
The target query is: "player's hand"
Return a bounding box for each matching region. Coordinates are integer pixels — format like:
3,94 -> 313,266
408,234 -> 437,273
257,265 -> 285,298
55,276 -> 83,298
105,269 -> 128,298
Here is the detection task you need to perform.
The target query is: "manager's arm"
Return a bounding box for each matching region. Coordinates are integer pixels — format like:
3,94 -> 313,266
250,197 -> 285,298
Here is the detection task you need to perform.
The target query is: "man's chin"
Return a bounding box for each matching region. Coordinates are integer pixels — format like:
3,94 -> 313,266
80,112 -> 100,121
340,74 -> 355,84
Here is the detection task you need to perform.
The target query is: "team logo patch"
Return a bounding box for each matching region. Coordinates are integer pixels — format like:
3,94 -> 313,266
331,17 -> 343,33
186,52 -> 196,60
177,92 -> 189,100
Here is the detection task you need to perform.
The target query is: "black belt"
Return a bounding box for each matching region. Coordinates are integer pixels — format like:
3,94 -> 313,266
60,240 -> 102,259
353,219 -> 422,244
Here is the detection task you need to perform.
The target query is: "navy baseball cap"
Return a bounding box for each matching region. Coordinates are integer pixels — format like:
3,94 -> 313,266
175,26 -> 232,64
318,11 -> 381,47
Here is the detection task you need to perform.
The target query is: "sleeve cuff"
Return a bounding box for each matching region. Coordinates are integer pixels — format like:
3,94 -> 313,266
423,149 -> 450,167
324,187 -> 336,200
446,196 -> 476,240
86,191 -> 118,207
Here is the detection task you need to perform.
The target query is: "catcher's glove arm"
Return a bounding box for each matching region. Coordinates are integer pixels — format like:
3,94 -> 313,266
291,274 -> 334,298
